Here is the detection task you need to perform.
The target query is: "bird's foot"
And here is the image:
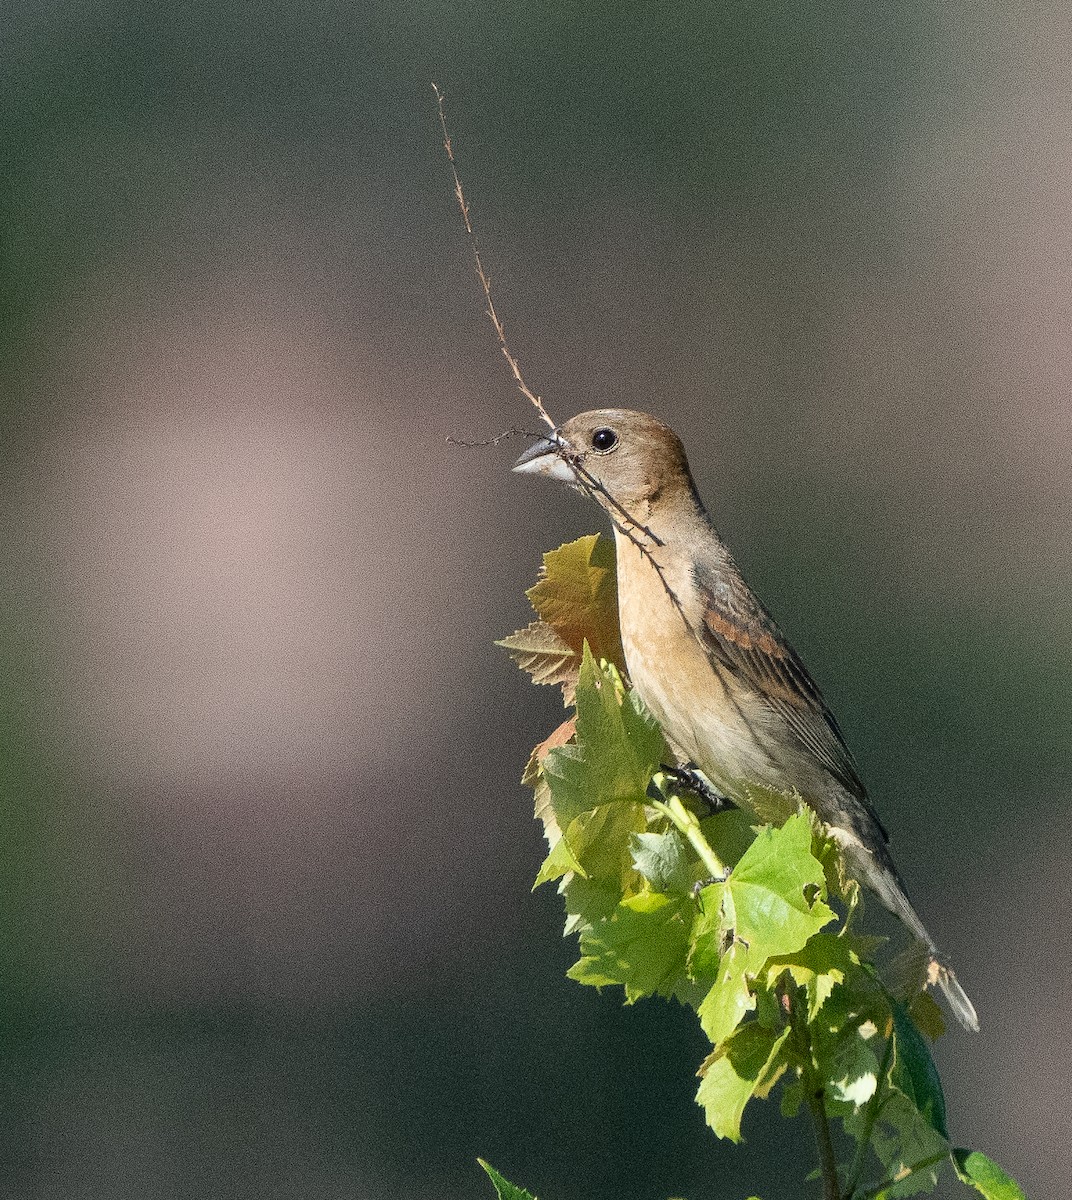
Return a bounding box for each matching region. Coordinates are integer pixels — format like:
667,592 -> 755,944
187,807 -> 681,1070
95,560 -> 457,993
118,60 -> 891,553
658,764 -> 736,816
691,873 -> 731,900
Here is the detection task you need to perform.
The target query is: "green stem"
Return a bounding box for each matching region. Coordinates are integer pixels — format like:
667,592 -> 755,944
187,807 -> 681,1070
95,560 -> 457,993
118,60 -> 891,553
856,1151 -> 949,1200
650,793 -> 725,879
786,984 -> 843,1200
838,879 -> 861,936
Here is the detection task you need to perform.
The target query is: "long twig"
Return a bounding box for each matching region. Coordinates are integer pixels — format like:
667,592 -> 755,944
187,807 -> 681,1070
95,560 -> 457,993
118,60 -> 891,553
432,86 -> 697,645
432,83 -> 557,432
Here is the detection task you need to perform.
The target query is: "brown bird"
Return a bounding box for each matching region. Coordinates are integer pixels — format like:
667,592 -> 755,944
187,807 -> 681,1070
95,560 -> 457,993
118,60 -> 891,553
514,408 -> 978,1032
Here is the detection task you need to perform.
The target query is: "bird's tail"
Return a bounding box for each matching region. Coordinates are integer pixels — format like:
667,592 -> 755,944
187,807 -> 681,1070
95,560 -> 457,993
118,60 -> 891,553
841,838 -> 980,1033
932,960 -> 979,1034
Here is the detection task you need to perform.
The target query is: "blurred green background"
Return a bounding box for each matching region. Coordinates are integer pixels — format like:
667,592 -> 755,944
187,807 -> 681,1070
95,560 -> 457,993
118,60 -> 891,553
2,3 -> 1068,1197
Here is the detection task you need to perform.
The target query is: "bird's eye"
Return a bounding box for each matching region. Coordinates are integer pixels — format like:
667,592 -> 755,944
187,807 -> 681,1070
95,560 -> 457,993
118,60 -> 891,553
591,428 -> 618,453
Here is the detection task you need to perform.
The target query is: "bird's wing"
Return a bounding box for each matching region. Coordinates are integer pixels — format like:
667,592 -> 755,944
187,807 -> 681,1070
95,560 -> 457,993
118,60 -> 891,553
691,562 -> 886,835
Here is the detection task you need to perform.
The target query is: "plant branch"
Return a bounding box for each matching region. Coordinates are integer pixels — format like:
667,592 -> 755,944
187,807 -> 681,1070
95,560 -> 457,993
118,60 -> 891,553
856,1152 -> 949,1200
431,87 -> 702,651
432,83 -> 557,432
649,793 -> 725,880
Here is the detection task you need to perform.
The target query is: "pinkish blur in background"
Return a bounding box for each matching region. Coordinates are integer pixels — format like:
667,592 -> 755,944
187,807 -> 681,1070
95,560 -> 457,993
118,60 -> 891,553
2,4 -> 1069,1198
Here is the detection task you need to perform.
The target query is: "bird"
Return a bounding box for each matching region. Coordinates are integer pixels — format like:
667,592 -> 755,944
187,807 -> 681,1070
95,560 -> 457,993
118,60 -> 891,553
513,408 -> 979,1033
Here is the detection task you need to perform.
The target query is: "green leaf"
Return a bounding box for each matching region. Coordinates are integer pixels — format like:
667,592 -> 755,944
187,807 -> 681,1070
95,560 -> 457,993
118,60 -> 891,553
766,932 -> 856,1022
908,990 -> 946,1042
568,801 -> 648,883
696,1023 -> 790,1142
685,902 -> 724,983
568,891 -> 694,1002
891,1001 -> 949,1139
779,1076 -> 803,1119
840,1015 -> 950,1199
720,813 -> 835,960
536,798 -> 650,901
697,938 -> 761,1045
541,647 -> 664,829
478,1159 -> 538,1200
806,956 -> 890,1065
559,873 -> 620,930
524,533 -> 625,672
698,807 -> 760,870
535,798 -> 650,893
631,828 -> 694,895
533,831 -> 584,888
526,718 -> 577,865
694,814 -> 835,1043
863,1089 -> 949,1197
822,1011 -> 884,1107
951,1149 -> 1027,1200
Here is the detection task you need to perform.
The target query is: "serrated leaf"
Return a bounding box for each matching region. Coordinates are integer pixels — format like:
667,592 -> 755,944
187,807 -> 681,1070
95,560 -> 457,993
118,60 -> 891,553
696,1023 -> 790,1142
478,1159 -> 538,1200
631,828 -> 693,895
568,891 -> 694,1002
498,620 -> 579,703
686,901 -> 725,984
541,648 -> 663,828
723,814 -> 835,954
839,1005 -> 951,1198
567,801 -> 649,884
698,938 -> 761,1045
525,534 -> 625,671
890,1001 -> 949,1139
533,832 -> 584,888
863,1089 -> 949,1197
806,979 -> 894,1120
951,1150 -> 1026,1200
535,798 -> 650,892
766,932 -> 857,1022
559,873 -> 620,927
824,1016 -> 883,1107
526,717 -> 577,853
698,807 -> 760,870
694,814 -> 835,1043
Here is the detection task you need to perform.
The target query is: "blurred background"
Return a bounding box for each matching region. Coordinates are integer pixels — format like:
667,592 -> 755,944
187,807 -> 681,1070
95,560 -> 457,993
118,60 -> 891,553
2,3 -> 1069,1197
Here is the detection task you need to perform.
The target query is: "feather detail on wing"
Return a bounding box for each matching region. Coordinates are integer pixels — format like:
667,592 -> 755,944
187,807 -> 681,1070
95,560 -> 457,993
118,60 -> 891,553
691,561 -> 888,842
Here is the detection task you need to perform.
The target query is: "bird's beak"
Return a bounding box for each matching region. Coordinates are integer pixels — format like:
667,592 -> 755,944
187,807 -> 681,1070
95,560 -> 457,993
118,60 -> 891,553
512,436 -> 578,483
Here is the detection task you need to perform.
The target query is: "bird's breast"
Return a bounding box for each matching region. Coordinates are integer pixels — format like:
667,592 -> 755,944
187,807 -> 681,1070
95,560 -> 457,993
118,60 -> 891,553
613,533 -> 798,819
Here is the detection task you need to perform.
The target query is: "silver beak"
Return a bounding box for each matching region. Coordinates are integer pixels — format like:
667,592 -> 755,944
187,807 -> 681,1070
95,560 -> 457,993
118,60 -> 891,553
512,436 -> 578,483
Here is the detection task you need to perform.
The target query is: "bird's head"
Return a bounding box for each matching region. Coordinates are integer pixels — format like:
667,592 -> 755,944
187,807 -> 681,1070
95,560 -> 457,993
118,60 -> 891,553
512,409 -> 695,519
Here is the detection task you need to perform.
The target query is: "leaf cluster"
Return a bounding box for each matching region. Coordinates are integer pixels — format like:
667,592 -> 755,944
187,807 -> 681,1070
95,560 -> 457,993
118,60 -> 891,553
495,536 -> 1025,1200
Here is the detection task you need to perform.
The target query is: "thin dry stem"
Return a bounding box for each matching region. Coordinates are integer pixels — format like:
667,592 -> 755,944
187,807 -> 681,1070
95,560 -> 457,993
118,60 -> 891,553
445,426 -> 534,448
432,83 -> 557,432
563,453 -> 702,628
432,85 -> 691,635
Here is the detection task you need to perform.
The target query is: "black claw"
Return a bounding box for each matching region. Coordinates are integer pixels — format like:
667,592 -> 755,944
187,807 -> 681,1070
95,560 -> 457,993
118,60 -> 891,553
659,764 -> 736,816
691,873 -> 731,906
